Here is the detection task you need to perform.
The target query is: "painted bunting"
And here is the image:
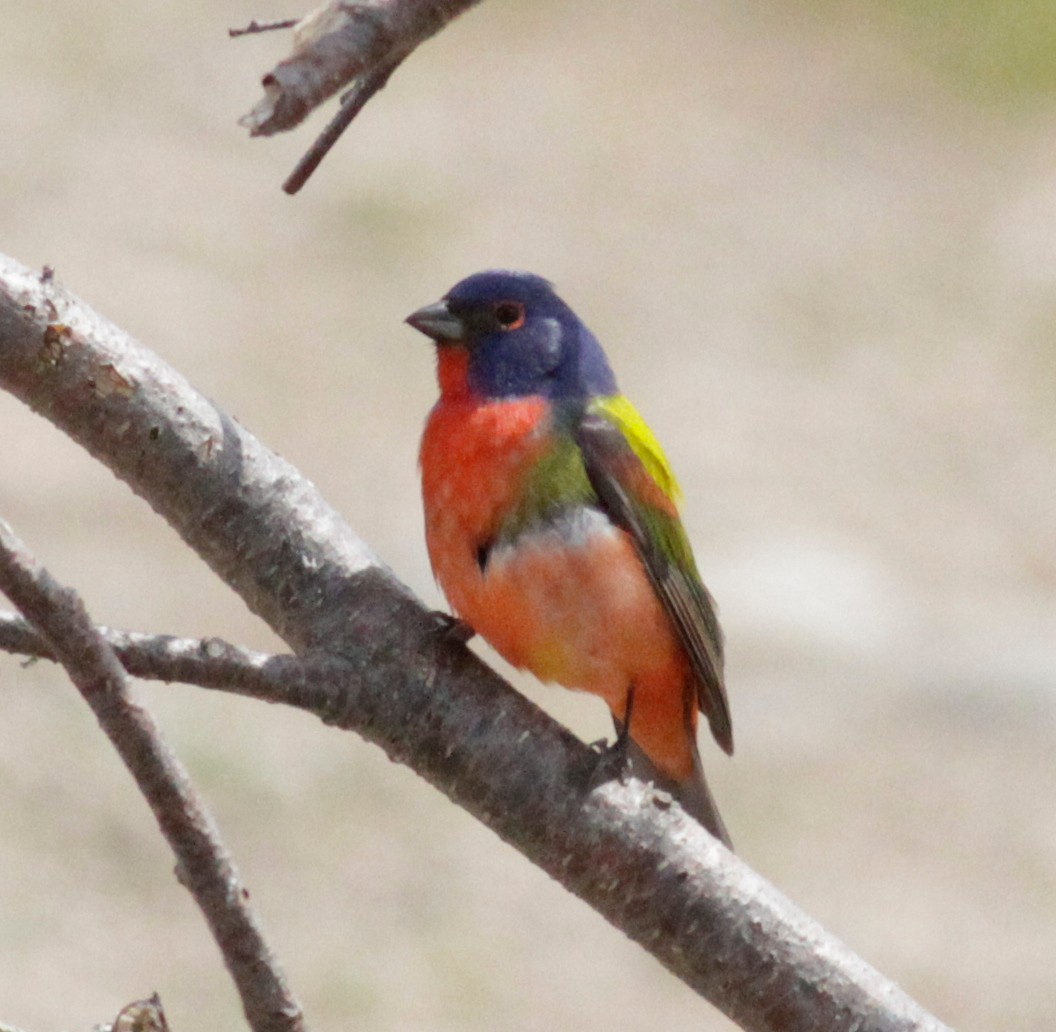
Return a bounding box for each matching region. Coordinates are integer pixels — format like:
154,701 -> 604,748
407,270 -> 733,846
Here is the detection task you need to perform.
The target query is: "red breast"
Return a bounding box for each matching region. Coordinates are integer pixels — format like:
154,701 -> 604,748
420,347 -> 553,613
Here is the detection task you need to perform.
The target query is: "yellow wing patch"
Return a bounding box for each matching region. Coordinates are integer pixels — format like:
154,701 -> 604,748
590,395 -> 683,506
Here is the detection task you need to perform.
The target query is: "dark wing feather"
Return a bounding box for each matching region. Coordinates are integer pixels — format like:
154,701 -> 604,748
575,410 -> 733,755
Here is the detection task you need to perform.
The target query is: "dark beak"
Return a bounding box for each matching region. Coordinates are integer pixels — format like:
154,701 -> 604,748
405,299 -> 465,342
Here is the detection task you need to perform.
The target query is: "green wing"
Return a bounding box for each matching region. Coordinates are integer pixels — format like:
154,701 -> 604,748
574,396 -> 733,755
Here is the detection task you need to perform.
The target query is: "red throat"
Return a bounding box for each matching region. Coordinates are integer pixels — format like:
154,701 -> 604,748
436,346 -> 473,400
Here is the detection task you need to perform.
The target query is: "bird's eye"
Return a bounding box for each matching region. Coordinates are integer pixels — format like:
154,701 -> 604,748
494,301 -> 526,330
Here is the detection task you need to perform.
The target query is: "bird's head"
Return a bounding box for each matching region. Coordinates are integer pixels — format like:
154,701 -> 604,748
406,270 -> 617,401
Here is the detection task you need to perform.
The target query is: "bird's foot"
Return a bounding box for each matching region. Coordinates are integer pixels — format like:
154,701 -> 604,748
586,733 -> 630,790
429,610 -> 475,644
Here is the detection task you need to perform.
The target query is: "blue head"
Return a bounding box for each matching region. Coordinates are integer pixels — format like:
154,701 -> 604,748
406,270 -> 618,400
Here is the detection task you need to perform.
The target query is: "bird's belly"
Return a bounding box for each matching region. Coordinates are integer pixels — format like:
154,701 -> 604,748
441,508 -> 683,711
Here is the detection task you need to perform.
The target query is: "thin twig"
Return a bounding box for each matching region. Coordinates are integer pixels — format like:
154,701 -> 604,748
0,522 -> 309,1032
0,611 -> 292,690
230,18 -> 299,38
283,57 -> 400,193
0,611 -> 359,724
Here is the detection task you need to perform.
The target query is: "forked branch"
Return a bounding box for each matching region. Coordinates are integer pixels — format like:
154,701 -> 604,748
236,0 -> 482,191
0,524 -> 306,1032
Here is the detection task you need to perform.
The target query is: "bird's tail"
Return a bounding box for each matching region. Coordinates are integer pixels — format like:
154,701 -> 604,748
623,732 -> 733,849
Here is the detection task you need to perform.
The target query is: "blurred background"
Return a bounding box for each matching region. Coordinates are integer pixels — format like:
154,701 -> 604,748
2,1 -> 1055,1029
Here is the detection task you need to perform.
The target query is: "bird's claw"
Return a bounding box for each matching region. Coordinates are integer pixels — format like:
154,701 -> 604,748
586,735 -> 630,790
429,610 -> 476,644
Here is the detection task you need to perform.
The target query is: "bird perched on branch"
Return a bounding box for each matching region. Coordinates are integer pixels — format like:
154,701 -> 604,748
407,270 -> 733,846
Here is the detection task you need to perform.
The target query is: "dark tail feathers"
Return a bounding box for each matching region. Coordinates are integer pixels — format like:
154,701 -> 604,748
623,733 -> 733,849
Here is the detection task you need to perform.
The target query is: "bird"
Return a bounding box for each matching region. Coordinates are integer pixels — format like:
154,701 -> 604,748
406,270 -> 733,846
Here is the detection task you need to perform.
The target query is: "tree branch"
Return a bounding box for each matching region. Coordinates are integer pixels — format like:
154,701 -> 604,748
0,524 -> 307,1032
0,253 -> 952,1032
0,612 -> 308,698
110,993 -> 171,1032
229,19 -> 300,38
237,0 -> 482,191
281,58 -> 401,193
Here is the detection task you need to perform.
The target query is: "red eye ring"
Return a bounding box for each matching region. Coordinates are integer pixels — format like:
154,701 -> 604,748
494,301 -> 526,330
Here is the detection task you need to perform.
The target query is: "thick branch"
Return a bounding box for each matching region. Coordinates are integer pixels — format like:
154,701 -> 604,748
0,254 -> 952,1032
0,523 -> 306,1032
